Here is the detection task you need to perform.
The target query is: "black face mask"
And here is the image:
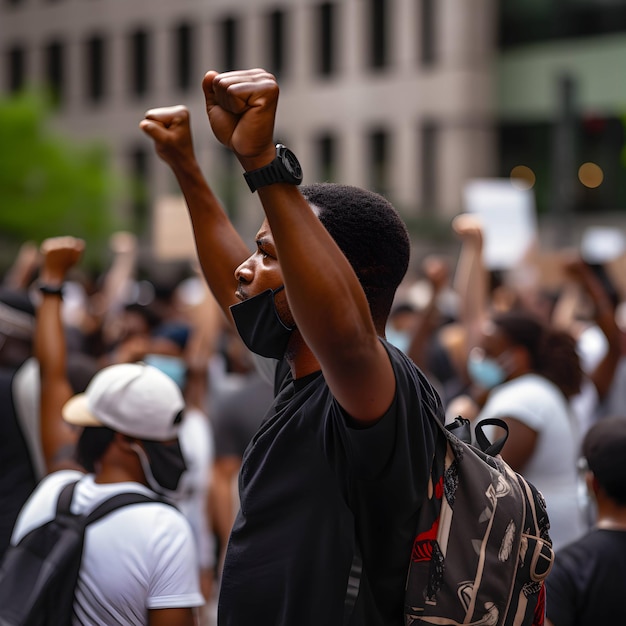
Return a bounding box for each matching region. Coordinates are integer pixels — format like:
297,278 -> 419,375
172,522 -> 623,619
139,439 -> 187,493
230,286 -> 295,360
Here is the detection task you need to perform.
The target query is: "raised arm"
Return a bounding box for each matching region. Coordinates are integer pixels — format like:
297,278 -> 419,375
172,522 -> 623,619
561,254 -> 621,400
36,236 -> 86,473
203,69 -> 395,423
139,105 -> 250,318
451,213 -> 489,352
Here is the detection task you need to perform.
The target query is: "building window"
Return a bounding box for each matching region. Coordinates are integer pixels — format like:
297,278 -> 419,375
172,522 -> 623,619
421,120 -> 438,212
6,45 -> 26,93
220,17 -> 239,71
369,128 -> 390,195
174,22 -> 194,92
129,29 -> 150,97
44,40 -> 64,106
368,0 -> 388,70
267,9 -> 286,78
316,2 -> 336,77
317,133 -> 337,181
130,146 -> 149,230
85,35 -> 106,103
420,0 -> 436,66
500,0 -> 626,48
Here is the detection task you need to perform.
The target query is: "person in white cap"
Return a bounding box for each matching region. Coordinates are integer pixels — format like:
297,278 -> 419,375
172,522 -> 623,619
9,361 -> 205,626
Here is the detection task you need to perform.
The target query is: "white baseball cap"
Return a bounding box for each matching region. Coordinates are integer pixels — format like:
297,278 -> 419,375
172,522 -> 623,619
62,362 -> 185,441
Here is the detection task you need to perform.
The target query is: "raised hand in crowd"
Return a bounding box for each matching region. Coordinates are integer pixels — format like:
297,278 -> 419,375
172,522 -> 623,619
36,236 -> 86,473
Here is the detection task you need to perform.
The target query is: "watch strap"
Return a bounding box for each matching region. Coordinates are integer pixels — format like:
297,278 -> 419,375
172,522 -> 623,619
244,160 -> 286,193
243,144 -> 302,193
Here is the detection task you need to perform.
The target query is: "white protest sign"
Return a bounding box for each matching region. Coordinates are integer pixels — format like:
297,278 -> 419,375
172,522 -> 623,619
153,194 -> 196,261
581,226 -> 626,264
463,179 -> 538,270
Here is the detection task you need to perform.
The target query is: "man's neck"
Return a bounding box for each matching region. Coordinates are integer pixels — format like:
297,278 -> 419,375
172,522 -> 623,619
595,499 -> 626,531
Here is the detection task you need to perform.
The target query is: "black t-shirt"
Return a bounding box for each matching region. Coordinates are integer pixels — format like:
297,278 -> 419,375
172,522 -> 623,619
0,367 -> 37,560
546,528 -> 626,626
218,342 -> 441,626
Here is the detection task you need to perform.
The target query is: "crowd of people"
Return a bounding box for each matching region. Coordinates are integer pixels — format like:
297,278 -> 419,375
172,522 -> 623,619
1,67 -> 625,625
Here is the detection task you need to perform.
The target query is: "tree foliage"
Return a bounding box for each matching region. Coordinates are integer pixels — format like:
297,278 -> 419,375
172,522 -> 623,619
0,92 -> 126,270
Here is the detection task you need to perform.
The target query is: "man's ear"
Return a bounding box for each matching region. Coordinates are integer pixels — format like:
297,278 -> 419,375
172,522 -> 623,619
585,471 -> 600,498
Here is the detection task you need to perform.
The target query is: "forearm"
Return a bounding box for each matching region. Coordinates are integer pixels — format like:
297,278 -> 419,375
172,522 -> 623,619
171,161 -> 250,316
35,238 -> 86,472
454,241 -> 488,344
259,184 -> 376,361
35,276 -> 67,382
35,288 -> 77,471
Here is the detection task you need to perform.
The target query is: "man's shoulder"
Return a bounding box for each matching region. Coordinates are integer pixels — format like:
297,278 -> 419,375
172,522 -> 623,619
11,470 -> 85,542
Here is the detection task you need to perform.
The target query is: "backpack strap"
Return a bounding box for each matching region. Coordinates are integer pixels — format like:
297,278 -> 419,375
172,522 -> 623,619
472,417 -> 509,457
343,543 -> 362,625
55,480 -> 80,516
85,492 -> 172,525
442,415 -> 509,457
54,478 -> 173,526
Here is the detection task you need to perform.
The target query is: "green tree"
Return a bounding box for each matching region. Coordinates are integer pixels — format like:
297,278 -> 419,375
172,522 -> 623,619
0,91 -> 126,271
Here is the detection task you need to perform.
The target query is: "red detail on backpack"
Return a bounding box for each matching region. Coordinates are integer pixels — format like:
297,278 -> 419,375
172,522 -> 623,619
532,584 -> 546,626
411,518 -> 439,563
434,474 -> 443,500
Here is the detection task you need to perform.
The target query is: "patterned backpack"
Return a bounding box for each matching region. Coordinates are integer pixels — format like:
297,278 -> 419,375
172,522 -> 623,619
404,416 -> 554,626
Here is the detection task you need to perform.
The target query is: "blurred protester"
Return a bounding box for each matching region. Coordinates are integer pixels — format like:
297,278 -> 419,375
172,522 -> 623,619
545,416 -> 626,626
14,235 -> 205,624
208,325 -> 274,574
0,284 -> 37,559
468,310 -> 585,551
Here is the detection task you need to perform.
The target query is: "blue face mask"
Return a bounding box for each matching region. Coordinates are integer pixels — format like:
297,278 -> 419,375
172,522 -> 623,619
385,325 -> 411,354
467,352 -> 506,390
143,354 -> 187,390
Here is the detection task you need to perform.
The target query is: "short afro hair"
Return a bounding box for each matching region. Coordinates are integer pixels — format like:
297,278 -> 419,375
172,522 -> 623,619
301,183 -> 411,325
583,416 -> 626,505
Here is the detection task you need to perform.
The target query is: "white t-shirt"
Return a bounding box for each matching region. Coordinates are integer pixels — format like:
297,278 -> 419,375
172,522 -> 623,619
475,374 -> 586,551
176,407 -> 215,571
12,470 -> 204,625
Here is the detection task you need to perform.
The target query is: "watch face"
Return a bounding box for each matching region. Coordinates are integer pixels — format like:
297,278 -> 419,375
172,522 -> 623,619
281,148 -> 303,179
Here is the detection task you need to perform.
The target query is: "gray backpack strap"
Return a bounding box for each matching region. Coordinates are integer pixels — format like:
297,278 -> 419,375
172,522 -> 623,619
343,544 -> 362,625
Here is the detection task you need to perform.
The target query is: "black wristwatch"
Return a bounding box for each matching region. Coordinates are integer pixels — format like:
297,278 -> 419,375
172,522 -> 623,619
243,144 -> 303,193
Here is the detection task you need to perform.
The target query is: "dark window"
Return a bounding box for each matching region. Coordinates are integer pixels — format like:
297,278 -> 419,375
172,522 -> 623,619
221,17 -> 238,71
130,146 -> 150,230
421,120 -> 438,213
5,0 -> 25,7
500,0 -> 626,48
317,2 -> 336,77
85,35 -> 106,103
6,45 -> 26,92
174,23 -> 194,91
130,29 -> 150,96
499,117 -> 626,216
317,133 -> 337,182
45,40 -> 64,106
369,128 -> 390,195
420,0 -> 436,66
267,10 -> 286,78
369,0 -> 388,70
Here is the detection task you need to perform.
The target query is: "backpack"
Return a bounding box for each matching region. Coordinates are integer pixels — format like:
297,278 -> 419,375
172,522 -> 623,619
0,479 -> 169,626
404,415 -> 555,626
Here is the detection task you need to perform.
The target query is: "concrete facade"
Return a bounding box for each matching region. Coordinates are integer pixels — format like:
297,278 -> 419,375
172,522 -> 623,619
1,0 -> 498,246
